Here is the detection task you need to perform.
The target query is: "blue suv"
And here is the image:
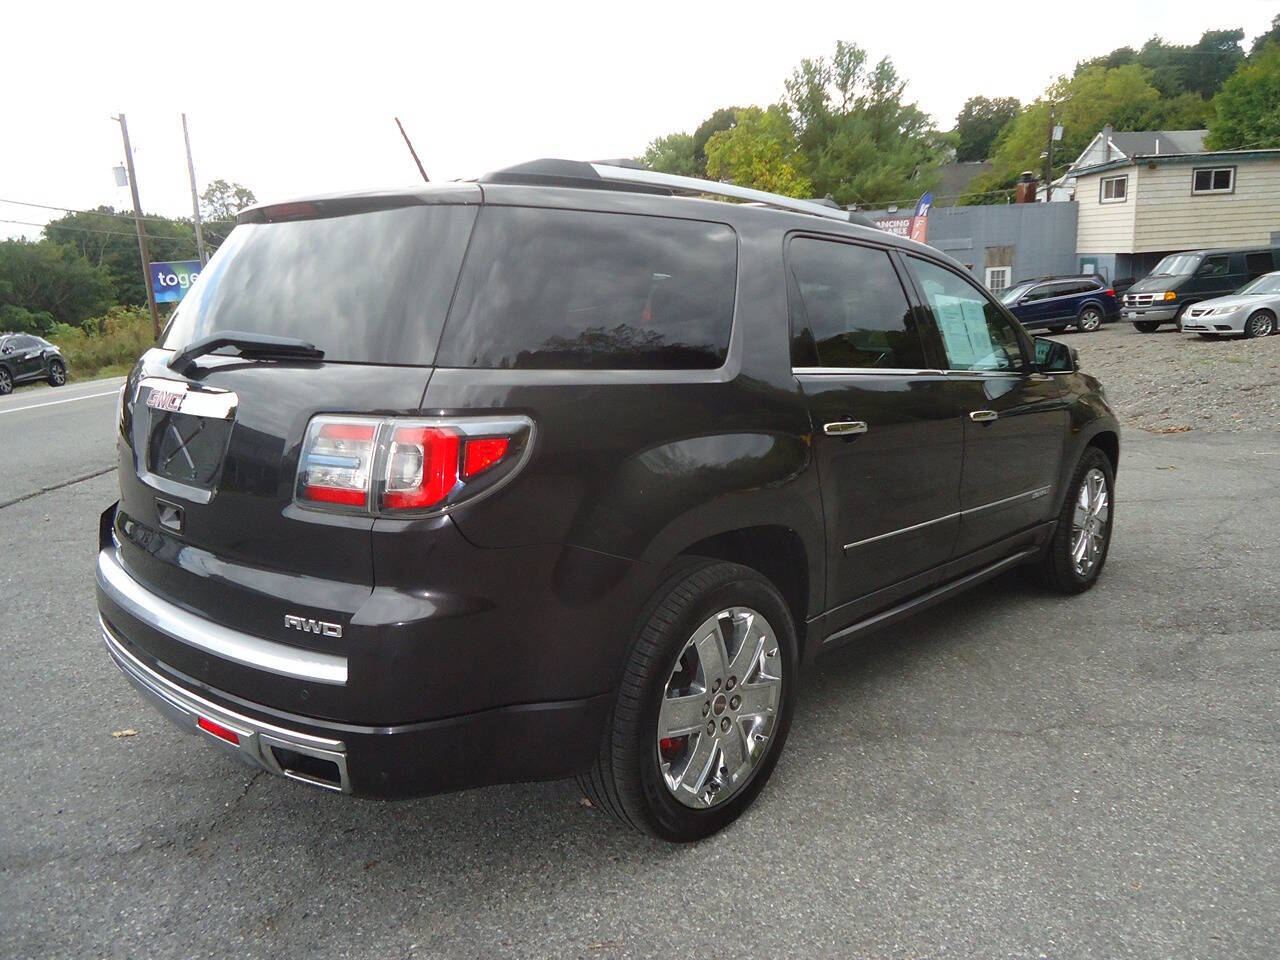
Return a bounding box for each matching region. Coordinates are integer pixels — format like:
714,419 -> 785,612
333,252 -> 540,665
1000,275 -> 1118,333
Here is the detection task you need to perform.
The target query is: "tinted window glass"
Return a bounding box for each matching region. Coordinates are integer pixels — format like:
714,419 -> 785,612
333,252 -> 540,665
1198,255 -> 1230,277
909,258 -> 1025,373
438,207 -> 736,370
1245,252 -> 1273,276
162,205 -> 477,365
787,238 -> 923,369
1023,284 -> 1056,302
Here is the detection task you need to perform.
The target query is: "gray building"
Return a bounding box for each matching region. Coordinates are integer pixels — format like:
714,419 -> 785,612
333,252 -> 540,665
867,201 -> 1080,293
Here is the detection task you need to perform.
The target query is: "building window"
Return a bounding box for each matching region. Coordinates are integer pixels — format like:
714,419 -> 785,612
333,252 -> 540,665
1192,167 -> 1235,194
1100,175 -> 1128,203
984,266 -> 1012,291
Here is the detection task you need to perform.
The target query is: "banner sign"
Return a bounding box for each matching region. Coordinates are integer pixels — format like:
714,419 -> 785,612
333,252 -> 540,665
909,192 -> 933,244
873,216 -> 912,238
150,260 -> 202,304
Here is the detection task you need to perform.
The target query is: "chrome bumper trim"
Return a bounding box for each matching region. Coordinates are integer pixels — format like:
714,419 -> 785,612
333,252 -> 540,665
96,548 -> 347,685
102,617 -> 351,793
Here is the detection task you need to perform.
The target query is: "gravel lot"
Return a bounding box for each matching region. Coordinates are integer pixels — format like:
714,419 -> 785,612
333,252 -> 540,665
1051,323 -> 1280,434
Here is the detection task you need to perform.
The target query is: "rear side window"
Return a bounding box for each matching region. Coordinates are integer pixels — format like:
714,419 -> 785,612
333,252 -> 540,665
787,237 -> 924,369
163,205 -> 477,365
1245,252 -> 1274,276
437,207 -> 737,370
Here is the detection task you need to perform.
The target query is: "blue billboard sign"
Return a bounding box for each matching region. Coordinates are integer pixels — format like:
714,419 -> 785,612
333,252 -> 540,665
150,260 -> 202,304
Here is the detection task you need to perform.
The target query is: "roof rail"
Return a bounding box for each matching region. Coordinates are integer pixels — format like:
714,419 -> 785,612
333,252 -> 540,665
589,163 -> 868,224
478,159 -> 873,226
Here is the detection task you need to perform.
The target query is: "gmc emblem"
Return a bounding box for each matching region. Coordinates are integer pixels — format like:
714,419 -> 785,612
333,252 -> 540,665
284,614 -> 343,638
146,389 -> 185,413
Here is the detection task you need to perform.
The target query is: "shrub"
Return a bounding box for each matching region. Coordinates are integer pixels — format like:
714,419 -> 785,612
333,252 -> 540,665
47,306 -> 154,379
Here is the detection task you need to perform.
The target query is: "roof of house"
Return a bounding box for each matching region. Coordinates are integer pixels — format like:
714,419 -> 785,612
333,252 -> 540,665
929,161 -> 993,206
1107,130 -> 1207,157
1067,129 -> 1208,179
1073,147 -> 1280,178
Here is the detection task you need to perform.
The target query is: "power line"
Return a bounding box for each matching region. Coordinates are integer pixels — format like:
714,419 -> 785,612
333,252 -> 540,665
0,218 -> 195,244
0,196 -> 237,227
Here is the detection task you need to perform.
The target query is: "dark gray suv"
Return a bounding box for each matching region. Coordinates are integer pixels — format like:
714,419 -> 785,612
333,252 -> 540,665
0,334 -> 68,394
97,160 -> 1120,841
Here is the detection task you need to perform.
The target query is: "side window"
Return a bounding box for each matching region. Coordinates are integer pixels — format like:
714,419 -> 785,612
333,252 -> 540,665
1024,284 -> 1056,302
909,257 -> 1026,374
1198,255 -> 1230,278
787,237 -> 925,370
439,207 -> 737,370
1245,252 -> 1272,276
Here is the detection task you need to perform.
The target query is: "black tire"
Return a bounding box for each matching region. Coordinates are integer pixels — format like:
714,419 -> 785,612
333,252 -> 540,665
577,559 -> 799,841
0,366 -> 12,395
1243,310 -> 1276,339
1133,321 -> 1160,333
1036,447 -> 1115,594
47,359 -> 67,387
1076,306 -> 1104,332
1047,325 -> 1067,334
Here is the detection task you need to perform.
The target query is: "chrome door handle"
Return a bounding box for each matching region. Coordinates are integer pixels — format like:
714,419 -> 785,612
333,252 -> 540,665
824,421 -> 868,436
969,410 -> 998,422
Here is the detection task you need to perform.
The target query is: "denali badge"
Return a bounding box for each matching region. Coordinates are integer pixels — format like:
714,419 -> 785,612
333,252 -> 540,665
146,389 -> 185,413
284,614 -> 343,638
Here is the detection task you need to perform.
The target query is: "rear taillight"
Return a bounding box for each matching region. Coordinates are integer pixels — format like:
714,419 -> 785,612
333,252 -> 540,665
296,415 -> 534,516
1104,289 -> 1115,297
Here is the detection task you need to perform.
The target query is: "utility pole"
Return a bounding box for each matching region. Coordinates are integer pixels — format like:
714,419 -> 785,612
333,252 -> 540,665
394,117 -> 430,183
1044,105 -> 1055,203
182,113 -> 208,265
113,113 -> 161,339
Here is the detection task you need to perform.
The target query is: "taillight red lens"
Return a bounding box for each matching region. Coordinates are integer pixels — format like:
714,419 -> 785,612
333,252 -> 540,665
298,420 -> 376,507
381,426 -> 461,510
462,437 -> 510,478
296,415 -> 532,515
1104,288 -> 1115,297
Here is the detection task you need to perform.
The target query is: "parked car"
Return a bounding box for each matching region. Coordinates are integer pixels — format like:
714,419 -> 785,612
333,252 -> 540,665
1180,270 -> 1280,339
0,333 -> 68,394
998,275 -> 1118,333
1123,245 -> 1280,332
96,160 -> 1120,842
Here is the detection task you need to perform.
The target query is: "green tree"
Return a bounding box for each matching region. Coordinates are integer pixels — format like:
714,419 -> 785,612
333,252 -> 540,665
43,207 -> 196,307
954,96 -> 1021,161
692,108 -> 741,171
704,106 -> 813,197
1077,29 -> 1244,99
0,240 -> 114,330
1207,41 -> 1280,149
199,179 -> 257,251
641,132 -> 699,176
783,41 -> 941,206
200,179 -> 258,223
1252,14 -> 1280,54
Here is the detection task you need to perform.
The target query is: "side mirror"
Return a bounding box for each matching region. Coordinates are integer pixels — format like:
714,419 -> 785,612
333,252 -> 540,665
1034,336 -> 1076,373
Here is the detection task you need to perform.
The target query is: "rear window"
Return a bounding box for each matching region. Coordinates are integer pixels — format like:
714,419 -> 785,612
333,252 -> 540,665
435,207 -> 737,370
162,205 -> 477,365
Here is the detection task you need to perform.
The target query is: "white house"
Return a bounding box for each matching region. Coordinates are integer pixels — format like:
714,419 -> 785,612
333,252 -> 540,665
1072,147 -> 1280,283
1039,127 -> 1208,202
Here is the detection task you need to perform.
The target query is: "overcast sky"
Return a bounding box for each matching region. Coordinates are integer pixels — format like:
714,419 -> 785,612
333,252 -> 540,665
3,0 -> 1274,241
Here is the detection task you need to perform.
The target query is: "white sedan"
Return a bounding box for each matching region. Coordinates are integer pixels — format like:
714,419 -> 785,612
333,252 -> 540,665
1181,272 -> 1280,339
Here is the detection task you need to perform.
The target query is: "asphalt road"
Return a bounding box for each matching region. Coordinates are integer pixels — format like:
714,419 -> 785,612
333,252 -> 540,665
0,377 -> 125,507
1,394 -> 1277,959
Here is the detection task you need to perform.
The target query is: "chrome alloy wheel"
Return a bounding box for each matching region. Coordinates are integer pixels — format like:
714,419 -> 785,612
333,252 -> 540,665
1078,307 -> 1103,332
49,361 -> 66,385
1246,312 -> 1275,338
656,607 -> 782,809
1071,468 -> 1110,577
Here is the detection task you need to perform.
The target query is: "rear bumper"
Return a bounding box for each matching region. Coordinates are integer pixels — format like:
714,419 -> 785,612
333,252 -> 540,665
102,611 -> 613,797
103,616 -> 353,792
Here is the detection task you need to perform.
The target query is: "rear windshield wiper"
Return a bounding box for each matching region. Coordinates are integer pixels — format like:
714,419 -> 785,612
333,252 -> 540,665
168,331 -> 324,375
